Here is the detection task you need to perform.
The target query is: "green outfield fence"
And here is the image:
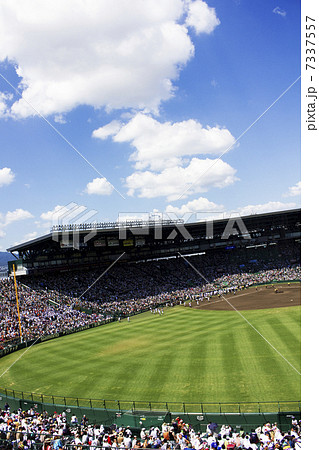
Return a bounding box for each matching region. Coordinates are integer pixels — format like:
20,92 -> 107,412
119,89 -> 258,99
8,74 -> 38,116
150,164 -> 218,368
0,386 -> 301,413
0,387 -> 300,432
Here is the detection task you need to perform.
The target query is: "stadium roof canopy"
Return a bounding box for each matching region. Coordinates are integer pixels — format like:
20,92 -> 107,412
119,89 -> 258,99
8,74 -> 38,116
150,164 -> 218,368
7,208 -> 300,275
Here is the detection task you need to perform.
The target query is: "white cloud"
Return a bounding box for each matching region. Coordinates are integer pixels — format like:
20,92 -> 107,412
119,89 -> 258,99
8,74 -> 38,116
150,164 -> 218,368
40,202 -> 99,231
85,177 -> 114,196
283,181 -> 301,197
40,204 -> 80,223
0,209 -> 33,240
117,212 -> 152,222
165,196 -> 224,215
94,113 -> 236,171
40,203 -> 93,226
0,167 -> 15,187
0,0 -> 220,118
125,157 -> 238,201
92,120 -> 122,140
19,231 -> 39,243
185,0 -> 220,34
0,92 -> 13,118
24,231 -> 38,240
12,231 -> 41,246
272,6 -> 286,17
237,201 -> 296,216
210,79 -> 218,88
165,198 -> 298,222
3,209 -> 33,226
53,114 -> 67,124
92,112 -> 236,203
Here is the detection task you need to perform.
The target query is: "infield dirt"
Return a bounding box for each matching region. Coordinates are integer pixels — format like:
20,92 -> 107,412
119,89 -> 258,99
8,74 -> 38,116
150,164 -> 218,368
193,283 -> 301,311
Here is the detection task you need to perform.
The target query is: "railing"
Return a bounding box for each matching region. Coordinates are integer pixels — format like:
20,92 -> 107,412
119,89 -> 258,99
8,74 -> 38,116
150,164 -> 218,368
1,443 -> 182,450
4,444 -> 190,450
0,387 -> 300,414
51,219 -> 184,232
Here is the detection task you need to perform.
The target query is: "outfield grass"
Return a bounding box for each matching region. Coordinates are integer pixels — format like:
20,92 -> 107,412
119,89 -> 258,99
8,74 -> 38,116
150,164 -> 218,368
0,305 -> 300,405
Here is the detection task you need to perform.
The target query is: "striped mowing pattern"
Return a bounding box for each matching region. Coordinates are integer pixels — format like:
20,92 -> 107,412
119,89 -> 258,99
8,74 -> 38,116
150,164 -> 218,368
0,306 -> 300,404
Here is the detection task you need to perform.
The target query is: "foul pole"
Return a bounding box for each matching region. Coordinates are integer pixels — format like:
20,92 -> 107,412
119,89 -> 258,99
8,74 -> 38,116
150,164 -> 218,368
13,263 -> 23,343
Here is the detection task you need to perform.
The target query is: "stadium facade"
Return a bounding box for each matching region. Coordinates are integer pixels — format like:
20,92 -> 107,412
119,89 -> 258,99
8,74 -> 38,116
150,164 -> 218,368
7,208 -> 300,276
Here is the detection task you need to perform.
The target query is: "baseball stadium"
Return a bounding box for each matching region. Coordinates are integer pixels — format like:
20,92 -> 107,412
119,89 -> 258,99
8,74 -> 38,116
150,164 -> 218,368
0,208 -> 301,448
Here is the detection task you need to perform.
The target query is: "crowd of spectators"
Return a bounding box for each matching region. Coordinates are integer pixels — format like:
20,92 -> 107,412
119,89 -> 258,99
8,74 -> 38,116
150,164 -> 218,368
23,243 -> 300,303
0,280 -> 105,350
0,404 -> 301,449
0,244 -> 300,350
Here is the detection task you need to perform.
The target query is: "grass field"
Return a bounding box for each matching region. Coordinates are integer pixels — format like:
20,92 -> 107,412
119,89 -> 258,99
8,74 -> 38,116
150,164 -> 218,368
0,304 -> 301,406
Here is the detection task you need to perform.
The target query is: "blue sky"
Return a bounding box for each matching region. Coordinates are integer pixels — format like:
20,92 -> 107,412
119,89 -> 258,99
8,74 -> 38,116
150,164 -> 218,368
0,0 -> 301,251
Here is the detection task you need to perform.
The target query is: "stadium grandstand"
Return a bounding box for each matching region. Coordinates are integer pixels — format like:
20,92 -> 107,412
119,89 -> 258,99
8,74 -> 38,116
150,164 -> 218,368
0,404 -> 301,449
1,208 -> 300,347
6,209 -> 300,276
